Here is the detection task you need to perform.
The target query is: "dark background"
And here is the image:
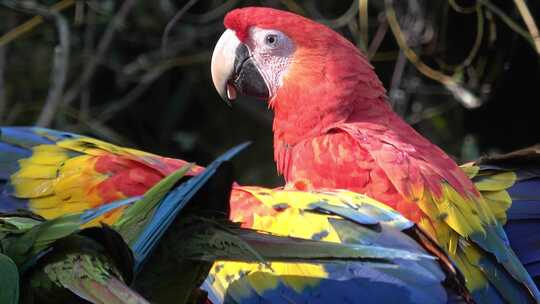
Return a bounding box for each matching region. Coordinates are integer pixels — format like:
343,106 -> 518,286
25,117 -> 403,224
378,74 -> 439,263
1,0 -> 539,187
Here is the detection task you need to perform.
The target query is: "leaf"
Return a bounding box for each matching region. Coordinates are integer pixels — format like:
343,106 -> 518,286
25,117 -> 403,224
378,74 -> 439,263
0,253 -> 19,304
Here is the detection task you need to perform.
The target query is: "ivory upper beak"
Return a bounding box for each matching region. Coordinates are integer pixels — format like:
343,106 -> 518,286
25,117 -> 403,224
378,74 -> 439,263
211,29 -> 241,104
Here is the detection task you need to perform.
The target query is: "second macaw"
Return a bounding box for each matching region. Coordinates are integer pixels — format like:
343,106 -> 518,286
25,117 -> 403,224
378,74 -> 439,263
211,7 -> 540,303
0,127 -> 249,303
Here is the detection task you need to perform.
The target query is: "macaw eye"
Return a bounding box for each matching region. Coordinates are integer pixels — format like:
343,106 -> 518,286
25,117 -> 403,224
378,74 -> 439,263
265,34 -> 278,47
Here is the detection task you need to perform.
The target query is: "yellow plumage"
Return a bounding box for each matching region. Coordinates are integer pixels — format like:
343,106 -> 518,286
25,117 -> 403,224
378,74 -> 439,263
10,141 -> 128,225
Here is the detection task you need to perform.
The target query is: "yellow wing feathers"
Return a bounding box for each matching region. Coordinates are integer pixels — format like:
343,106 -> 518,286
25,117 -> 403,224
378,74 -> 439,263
8,137 -> 169,225
461,163 -> 516,225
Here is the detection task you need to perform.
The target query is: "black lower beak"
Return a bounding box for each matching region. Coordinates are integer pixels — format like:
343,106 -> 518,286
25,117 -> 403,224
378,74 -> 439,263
230,44 -> 269,101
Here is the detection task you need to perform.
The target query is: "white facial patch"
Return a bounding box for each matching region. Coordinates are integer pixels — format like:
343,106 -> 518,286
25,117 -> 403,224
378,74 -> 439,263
246,27 -> 295,98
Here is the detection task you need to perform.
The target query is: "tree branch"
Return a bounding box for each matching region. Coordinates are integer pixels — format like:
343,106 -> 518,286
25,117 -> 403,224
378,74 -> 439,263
512,0 -> 540,55
1,0 -> 71,127
385,0 -> 481,109
62,0 -> 137,107
0,0 -> 74,47
161,0 -> 199,55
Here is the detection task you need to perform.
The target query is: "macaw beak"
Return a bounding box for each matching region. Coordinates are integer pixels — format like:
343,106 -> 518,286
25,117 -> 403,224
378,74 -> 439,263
211,29 -> 269,106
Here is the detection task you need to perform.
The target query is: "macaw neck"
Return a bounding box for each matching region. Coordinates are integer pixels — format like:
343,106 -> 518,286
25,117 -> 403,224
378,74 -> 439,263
272,82 -> 478,199
270,43 -> 408,176
271,96 -> 351,147
271,92 -> 399,177
270,41 -> 394,145
272,94 -> 394,148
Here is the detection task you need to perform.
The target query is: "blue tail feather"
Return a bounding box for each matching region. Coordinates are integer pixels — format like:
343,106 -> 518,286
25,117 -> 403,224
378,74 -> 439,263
0,184 -> 29,213
505,177 -> 540,280
0,127 -> 56,148
525,262 -> 540,279
506,200 -> 540,220
507,178 -> 540,201
0,142 -> 31,179
132,142 -> 249,272
0,126 -> 80,147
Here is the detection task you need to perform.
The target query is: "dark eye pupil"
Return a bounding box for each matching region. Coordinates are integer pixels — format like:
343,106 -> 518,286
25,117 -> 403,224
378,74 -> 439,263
266,35 -> 277,45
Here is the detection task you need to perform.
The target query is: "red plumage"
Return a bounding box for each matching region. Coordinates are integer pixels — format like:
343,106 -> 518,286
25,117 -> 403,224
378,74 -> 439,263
222,9 -> 540,301
224,7 -> 479,224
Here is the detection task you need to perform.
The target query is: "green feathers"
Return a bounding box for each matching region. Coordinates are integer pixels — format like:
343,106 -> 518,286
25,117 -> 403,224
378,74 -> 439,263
0,253 -> 18,304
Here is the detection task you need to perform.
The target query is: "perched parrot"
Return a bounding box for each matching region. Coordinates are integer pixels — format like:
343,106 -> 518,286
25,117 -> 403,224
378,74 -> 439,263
0,127 -> 475,304
210,7 -> 540,303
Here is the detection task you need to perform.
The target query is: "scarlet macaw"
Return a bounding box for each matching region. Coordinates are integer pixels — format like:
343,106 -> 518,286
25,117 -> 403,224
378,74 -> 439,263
0,127 -> 471,303
210,7 -> 540,303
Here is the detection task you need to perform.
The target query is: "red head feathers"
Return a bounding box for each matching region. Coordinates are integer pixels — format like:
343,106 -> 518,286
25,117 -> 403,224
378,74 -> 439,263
223,7 -> 387,147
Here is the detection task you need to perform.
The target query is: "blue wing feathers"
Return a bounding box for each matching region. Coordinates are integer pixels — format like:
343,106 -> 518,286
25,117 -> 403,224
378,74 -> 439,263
0,127 -> 61,148
203,200 -> 460,303
505,177 -> 540,280
131,143 -> 249,272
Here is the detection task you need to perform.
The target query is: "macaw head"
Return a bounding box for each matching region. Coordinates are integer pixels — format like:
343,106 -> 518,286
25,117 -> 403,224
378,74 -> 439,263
211,7 -> 385,110
211,7 -> 387,147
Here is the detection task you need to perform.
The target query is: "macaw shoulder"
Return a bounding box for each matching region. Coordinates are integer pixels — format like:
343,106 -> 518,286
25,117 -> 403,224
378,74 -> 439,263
283,130 -> 420,220
285,125 -> 422,195
282,124 -> 484,223
337,121 -> 478,198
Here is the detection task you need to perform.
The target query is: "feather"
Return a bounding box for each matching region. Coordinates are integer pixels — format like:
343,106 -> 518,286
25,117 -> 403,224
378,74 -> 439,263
0,127 -> 201,225
474,147 -> 540,282
203,187 -> 466,304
